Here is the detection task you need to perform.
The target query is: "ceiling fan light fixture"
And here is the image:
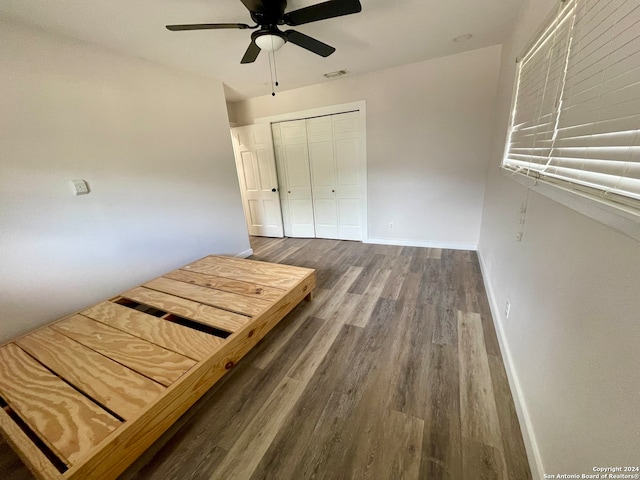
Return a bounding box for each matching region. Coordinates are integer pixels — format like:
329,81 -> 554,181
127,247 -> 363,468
255,34 -> 286,52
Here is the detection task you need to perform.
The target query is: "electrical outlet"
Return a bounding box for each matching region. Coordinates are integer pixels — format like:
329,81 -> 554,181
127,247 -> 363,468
516,232 -> 523,242
389,222 -> 393,230
505,300 -> 511,319
71,179 -> 89,195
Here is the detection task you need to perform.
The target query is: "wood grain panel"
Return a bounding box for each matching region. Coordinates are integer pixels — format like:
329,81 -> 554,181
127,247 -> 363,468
164,269 -> 285,303
420,344 -> 463,480
16,328 -> 164,421
61,269 -> 315,480
82,302 -> 223,361
458,311 -> 502,448
0,344 -> 120,466
122,287 -> 250,333
184,255 -> 312,289
52,316 -> 195,387
373,409 -> 424,480
144,277 -> 269,317
347,269 -> 392,328
488,354 -> 533,480
462,437 -> 507,480
210,376 -> 305,480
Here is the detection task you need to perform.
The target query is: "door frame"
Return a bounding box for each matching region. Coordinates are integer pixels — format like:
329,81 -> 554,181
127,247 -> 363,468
254,101 -> 368,242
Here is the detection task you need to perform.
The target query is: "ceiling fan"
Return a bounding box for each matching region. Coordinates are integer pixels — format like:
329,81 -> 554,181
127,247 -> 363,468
166,0 -> 362,64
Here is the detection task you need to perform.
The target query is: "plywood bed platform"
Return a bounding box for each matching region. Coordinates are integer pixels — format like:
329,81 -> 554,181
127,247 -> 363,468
0,255 -> 315,480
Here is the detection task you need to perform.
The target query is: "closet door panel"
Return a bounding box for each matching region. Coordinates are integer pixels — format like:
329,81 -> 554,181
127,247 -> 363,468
276,121 -> 316,238
333,112 -> 362,240
307,117 -> 338,239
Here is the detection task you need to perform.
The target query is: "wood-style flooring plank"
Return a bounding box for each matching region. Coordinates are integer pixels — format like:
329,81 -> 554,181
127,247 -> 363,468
0,344 -> 121,466
347,253 -> 386,294
248,300 -> 314,370
52,315 -> 196,387
380,254 -> 412,300
419,343 -> 463,480
488,355 -> 533,480
15,328 -> 165,421
266,240 -> 312,264
214,316 -> 328,452
82,302 -> 223,361
208,376 -> 305,480
376,409 -> 424,480
347,268 -> 392,328
458,311 -> 502,447
251,323 -> 368,480
471,257 -> 503,357
286,293 -> 360,383
432,253 -> 459,345
462,438 -> 507,480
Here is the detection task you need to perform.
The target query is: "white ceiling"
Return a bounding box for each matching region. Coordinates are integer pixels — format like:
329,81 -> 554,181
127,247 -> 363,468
0,0 -> 525,102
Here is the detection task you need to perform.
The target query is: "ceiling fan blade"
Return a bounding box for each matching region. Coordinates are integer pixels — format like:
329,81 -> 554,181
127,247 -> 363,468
284,0 -> 362,26
285,30 -> 335,57
241,41 -> 261,64
166,23 -> 252,31
239,0 -> 265,13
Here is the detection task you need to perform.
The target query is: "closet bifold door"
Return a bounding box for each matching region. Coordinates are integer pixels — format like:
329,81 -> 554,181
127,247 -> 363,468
272,121 -> 316,238
307,116 -> 339,239
273,111 -> 363,241
332,112 -> 362,241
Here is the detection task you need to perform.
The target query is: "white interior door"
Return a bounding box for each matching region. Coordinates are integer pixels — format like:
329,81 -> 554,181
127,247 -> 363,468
333,112 -> 362,241
307,116 -> 339,239
231,124 -> 284,238
273,121 -> 316,238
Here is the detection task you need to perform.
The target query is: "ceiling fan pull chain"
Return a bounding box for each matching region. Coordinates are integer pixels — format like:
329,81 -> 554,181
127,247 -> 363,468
267,49 -> 276,96
272,45 -> 279,88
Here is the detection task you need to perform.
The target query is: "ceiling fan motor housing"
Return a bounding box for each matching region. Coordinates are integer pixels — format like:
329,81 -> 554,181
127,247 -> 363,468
249,0 -> 288,27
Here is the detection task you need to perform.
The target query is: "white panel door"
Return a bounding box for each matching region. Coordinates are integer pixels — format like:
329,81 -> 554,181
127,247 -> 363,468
333,112 -> 362,240
307,116 -> 338,239
273,120 -> 316,238
231,124 -> 284,238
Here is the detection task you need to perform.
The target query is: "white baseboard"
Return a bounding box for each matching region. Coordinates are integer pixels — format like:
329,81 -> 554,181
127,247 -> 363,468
236,248 -> 254,258
364,237 -> 478,251
477,249 -> 543,479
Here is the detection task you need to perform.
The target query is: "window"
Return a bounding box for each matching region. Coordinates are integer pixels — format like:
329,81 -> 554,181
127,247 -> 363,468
504,0 -> 640,211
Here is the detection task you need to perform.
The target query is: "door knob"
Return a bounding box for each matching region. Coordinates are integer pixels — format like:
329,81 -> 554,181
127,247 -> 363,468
271,188 -> 277,192
332,189 -> 335,193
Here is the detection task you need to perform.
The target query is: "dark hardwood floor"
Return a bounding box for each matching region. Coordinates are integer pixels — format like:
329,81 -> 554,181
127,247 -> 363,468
0,237 -> 532,480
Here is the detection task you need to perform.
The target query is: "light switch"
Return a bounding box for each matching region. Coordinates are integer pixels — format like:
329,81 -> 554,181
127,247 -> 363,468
71,179 -> 90,195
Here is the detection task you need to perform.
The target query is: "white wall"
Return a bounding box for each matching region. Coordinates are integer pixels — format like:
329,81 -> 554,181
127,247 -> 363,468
231,46 -> 502,249
478,1 -> 640,477
226,101 -> 238,126
0,20 -> 250,344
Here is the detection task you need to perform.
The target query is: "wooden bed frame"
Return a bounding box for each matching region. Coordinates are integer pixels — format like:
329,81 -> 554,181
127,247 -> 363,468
0,255 -> 315,480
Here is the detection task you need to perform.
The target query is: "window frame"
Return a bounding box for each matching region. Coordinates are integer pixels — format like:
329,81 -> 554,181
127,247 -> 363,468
501,0 -> 640,239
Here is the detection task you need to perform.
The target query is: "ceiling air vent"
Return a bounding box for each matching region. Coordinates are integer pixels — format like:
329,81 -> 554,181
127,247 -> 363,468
323,70 -> 348,78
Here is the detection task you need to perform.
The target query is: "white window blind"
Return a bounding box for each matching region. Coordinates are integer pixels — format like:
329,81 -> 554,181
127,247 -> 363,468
504,0 -> 640,208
